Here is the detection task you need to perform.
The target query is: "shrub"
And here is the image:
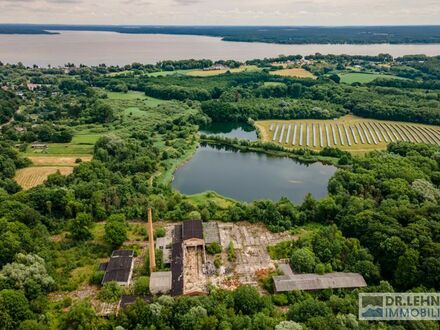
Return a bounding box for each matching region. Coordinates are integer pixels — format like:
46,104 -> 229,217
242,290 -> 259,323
89,271 -> 105,285
98,282 -> 123,302
154,227 -> 166,238
134,276 -> 150,296
206,242 -> 222,255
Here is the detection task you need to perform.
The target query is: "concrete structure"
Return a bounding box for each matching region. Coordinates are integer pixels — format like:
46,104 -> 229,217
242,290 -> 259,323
203,222 -> 220,245
156,236 -> 171,265
150,271 -> 172,295
273,264 -> 367,292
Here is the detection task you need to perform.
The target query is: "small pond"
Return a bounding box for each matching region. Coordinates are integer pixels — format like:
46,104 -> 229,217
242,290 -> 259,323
173,144 -> 337,203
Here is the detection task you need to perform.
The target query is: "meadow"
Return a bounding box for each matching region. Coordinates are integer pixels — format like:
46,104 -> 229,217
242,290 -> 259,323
256,115 -> 440,154
339,72 -> 404,84
270,67 -> 316,79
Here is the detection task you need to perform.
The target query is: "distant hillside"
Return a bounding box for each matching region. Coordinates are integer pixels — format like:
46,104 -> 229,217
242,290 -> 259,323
2,25 -> 440,44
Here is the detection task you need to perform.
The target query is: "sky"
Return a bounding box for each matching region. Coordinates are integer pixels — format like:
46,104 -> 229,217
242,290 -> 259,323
0,0 -> 439,26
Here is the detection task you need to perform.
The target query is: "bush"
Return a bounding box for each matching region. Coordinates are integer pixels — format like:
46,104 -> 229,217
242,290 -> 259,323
154,227 -> 166,238
134,276 -> 150,296
89,271 -> 105,285
206,242 -> 222,255
227,241 -> 236,262
98,282 -> 123,302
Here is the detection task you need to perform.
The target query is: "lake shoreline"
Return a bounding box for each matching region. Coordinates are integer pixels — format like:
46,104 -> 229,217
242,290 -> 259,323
3,31 -> 440,67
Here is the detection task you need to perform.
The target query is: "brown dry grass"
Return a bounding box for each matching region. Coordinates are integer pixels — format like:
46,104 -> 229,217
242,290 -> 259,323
28,156 -> 92,166
270,68 -> 315,79
15,167 -> 73,190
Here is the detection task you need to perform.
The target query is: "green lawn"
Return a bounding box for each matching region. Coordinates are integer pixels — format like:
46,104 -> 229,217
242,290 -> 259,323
22,133 -> 102,156
105,91 -> 147,100
146,70 -> 193,77
339,72 -> 404,84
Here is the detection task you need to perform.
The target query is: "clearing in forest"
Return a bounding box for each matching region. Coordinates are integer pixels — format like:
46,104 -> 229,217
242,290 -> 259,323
256,115 -> 440,154
270,68 -> 315,79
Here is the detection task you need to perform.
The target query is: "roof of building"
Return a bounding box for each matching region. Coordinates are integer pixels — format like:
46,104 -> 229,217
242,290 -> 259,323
119,295 -> 152,310
273,272 -> 367,292
171,241 -> 183,296
98,262 -> 108,271
182,220 -> 203,241
150,271 -> 172,295
111,250 -> 134,257
102,255 -> 133,284
203,222 -> 220,245
278,263 -> 294,276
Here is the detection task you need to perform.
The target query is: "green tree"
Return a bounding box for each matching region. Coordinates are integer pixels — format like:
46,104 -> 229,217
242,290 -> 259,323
395,249 -> 420,289
233,285 -> 263,315
0,253 -> 55,299
288,298 -> 331,323
290,248 -> 316,273
0,289 -> 32,330
62,300 -> 99,330
68,213 -> 93,241
104,214 -> 128,247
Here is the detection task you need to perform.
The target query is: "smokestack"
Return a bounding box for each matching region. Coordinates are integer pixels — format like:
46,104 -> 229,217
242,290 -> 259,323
148,208 -> 156,273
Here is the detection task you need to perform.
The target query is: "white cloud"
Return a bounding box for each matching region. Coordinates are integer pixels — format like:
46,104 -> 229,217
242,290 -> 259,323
0,0 -> 439,25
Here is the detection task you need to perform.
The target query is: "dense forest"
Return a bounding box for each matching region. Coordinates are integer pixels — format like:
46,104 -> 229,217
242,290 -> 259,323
0,54 -> 440,329
3,25 -> 440,45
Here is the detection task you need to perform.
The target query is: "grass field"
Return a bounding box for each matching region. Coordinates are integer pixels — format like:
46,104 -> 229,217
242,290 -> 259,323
28,156 -> 92,166
186,65 -> 260,77
15,167 -> 74,190
270,68 -> 315,79
256,115 -> 440,154
16,155 -> 93,190
339,72 -> 404,84
146,69 -> 193,77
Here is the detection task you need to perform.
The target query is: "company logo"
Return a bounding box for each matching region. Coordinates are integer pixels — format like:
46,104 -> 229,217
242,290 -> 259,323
359,293 -> 440,321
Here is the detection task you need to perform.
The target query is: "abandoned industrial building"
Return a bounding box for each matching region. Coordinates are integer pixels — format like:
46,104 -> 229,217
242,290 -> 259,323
101,250 -> 135,286
273,263 -> 367,292
100,208 -> 368,314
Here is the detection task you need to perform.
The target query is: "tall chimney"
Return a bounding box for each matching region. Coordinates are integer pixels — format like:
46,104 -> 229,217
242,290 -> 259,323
147,208 -> 156,273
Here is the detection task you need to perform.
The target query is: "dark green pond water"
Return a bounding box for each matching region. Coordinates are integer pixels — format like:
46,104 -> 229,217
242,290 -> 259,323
200,122 -> 258,141
173,144 -> 337,203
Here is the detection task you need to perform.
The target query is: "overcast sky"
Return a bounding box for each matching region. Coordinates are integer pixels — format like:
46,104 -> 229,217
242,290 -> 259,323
0,0 -> 439,25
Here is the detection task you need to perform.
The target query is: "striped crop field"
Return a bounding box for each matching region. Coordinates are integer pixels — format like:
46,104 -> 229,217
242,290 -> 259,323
255,115 -> 440,154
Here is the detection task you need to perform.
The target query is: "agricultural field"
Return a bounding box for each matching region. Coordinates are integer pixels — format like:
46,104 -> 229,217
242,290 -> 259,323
256,115 -> 440,154
15,155 -> 92,190
270,68 -> 315,79
186,65 -> 259,77
339,72 -> 403,84
15,166 -> 74,190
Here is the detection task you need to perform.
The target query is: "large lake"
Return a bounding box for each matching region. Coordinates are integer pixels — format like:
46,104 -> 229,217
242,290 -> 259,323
1,31 -> 440,66
173,144 -> 337,203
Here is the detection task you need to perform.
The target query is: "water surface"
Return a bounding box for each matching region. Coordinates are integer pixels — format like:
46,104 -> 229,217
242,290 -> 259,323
200,122 -> 258,141
2,31 -> 440,66
173,144 -> 336,203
